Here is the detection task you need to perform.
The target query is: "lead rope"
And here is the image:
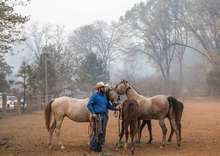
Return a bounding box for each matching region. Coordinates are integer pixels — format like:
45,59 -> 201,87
88,117 -> 94,146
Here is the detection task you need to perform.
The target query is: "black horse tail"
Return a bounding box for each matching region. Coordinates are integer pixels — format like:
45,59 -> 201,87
168,96 -> 184,123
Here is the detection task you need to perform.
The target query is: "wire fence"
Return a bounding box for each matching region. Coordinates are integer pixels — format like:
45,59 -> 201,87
0,93 -> 54,116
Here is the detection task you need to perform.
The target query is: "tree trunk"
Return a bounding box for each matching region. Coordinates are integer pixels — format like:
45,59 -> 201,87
2,93 -> 7,116
179,59 -> 184,96
16,96 -> 21,115
27,94 -> 32,113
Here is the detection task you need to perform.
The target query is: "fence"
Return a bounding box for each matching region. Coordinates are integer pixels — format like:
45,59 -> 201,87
0,93 -> 54,116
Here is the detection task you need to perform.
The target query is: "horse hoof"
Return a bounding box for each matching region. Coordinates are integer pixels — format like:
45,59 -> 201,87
48,145 -> 53,149
61,145 -> 65,150
176,146 -> 181,150
160,145 -> 164,149
147,140 -> 152,144
166,141 -> 171,145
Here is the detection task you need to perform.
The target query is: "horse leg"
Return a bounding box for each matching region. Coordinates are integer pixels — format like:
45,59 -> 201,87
48,120 -> 56,149
179,122 -> 182,142
170,117 -> 180,147
137,120 -> 145,143
119,120 -> 124,142
177,111 -> 182,142
124,126 -> 129,153
159,119 -> 167,148
168,119 -> 174,143
54,115 -> 65,150
130,121 -> 136,155
146,120 -> 153,144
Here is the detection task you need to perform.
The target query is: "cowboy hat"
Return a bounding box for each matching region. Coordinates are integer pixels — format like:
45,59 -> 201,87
95,81 -> 106,89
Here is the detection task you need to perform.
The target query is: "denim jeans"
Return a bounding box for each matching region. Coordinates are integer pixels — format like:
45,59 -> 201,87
90,113 -> 108,152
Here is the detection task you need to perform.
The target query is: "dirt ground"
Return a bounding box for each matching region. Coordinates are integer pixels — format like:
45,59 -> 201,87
0,97 -> 220,156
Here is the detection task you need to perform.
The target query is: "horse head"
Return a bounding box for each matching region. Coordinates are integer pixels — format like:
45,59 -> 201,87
114,80 -> 130,95
105,86 -> 120,105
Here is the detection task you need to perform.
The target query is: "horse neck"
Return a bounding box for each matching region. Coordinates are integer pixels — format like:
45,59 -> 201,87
126,86 -> 139,100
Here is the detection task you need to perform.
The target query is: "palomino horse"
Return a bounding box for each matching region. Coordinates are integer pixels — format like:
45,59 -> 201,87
114,80 -> 181,148
139,97 -> 183,144
44,87 -> 119,149
119,99 -> 139,154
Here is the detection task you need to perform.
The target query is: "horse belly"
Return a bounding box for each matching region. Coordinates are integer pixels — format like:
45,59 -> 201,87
139,113 -> 159,120
67,107 -> 90,122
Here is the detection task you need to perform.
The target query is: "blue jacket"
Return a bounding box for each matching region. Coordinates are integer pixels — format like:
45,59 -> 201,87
87,91 -> 116,114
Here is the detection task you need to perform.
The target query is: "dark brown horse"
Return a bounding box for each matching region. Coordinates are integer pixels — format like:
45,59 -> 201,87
138,97 -> 184,144
119,99 -> 139,154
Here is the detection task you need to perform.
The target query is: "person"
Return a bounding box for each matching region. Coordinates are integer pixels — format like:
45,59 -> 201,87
87,81 -> 117,152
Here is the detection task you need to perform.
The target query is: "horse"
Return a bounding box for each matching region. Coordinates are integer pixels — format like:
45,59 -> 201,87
119,99 -> 139,154
139,97 -> 183,144
44,86 -> 119,150
114,80 -> 181,148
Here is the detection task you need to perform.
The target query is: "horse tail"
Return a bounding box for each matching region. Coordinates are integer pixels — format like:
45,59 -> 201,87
122,100 -> 138,133
168,96 -> 184,123
44,99 -> 54,132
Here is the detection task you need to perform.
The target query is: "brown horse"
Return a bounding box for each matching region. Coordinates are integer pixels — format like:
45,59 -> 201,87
44,86 -> 119,149
139,97 -> 184,144
115,80 -> 181,148
119,99 -> 139,154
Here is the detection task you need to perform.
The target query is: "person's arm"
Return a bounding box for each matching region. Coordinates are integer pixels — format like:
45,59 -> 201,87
87,94 -> 95,113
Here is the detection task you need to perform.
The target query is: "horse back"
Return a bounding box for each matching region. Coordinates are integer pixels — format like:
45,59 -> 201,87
51,96 -> 90,122
137,95 -> 170,119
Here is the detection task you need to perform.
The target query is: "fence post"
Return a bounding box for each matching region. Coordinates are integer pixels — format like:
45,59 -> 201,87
27,93 -> 32,113
2,93 -> 7,116
37,95 -> 41,110
17,96 -> 21,115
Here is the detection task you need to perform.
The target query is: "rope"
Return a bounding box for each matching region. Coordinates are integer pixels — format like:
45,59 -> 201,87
114,110 -> 118,117
88,118 -> 94,146
88,114 -> 103,145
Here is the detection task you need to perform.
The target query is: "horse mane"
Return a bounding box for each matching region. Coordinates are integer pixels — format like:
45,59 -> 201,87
120,79 -> 140,94
130,84 -> 141,94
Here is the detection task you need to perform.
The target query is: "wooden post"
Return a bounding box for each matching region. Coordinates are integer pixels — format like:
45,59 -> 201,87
37,95 -> 41,110
2,93 -> 7,116
17,96 -> 21,115
27,94 -> 32,113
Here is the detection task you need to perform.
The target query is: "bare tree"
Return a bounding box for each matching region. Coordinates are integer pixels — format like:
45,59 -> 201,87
67,21 -> 124,82
0,0 -> 29,54
24,22 -> 53,60
119,0 -> 188,91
